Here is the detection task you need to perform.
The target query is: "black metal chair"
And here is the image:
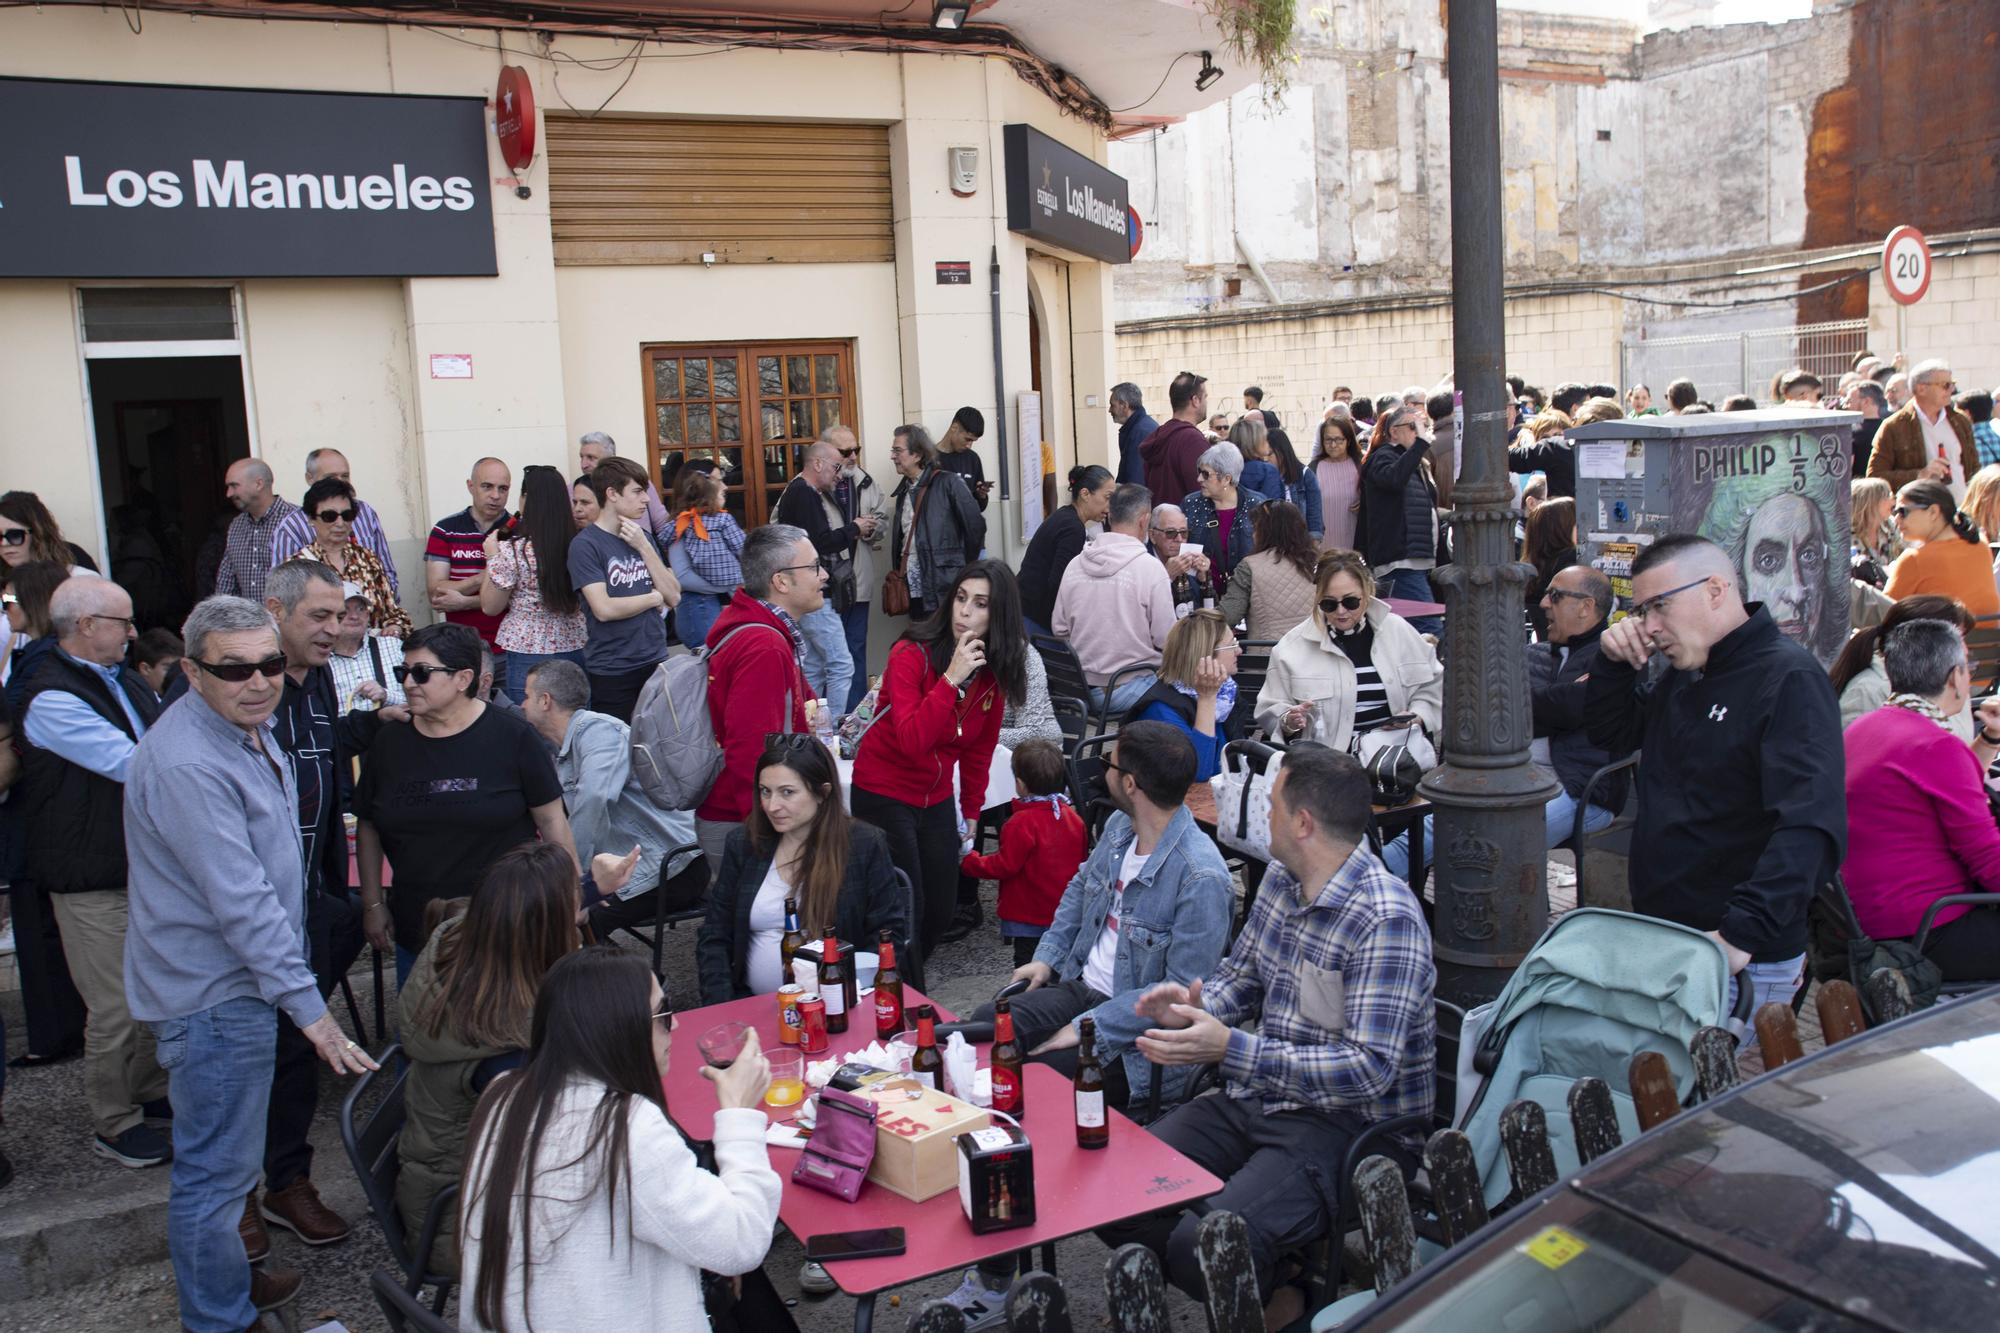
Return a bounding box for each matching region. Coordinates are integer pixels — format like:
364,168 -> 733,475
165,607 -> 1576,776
610,841 -> 706,980
1911,893 -> 2000,1000
1052,694 -> 1090,758
339,1044 -> 460,1314
371,1267 -> 454,1333
1569,754 -> 1640,913
1230,639 -> 1278,736
1031,633 -> 1154,733
1067,732 -> 1121,840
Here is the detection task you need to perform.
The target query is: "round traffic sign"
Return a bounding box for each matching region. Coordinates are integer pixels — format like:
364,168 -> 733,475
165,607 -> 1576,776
1881,225 -> 1931,306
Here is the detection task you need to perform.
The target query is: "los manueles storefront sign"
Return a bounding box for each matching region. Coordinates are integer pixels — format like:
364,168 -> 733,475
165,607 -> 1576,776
0,76 -> 497,278
1002,123 -> 1130,267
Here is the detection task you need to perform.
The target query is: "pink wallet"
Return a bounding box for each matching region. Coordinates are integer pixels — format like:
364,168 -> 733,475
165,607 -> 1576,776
791,1085 -> 878,1202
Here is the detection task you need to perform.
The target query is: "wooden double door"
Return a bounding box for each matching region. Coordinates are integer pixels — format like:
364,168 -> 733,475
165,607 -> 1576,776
643,339 -> 857,529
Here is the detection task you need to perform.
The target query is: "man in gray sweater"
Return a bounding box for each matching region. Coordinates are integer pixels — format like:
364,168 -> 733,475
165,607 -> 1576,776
124,596 -> 378,1333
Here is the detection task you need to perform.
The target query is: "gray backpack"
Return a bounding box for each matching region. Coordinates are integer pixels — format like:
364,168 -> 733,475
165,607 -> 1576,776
630,622 -> 790,811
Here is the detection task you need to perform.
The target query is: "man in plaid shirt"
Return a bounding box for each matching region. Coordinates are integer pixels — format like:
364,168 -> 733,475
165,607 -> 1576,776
1105,745 -> 1435,1313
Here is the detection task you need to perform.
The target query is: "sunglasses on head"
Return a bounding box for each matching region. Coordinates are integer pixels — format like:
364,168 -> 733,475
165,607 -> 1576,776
315,507 -> 358,524
0,528 -> 29,546
393,662 -> 463,685
763,731 -> 820,752
193,654 -> 287,683
1319,594 -> 1365,613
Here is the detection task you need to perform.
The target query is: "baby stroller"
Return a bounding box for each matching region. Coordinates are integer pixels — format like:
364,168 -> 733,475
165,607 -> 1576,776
1451,907 -> 1750,1209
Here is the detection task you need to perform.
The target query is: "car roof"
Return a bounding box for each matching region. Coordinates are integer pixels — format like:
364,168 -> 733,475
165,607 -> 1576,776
1573,988 -> 2000,1330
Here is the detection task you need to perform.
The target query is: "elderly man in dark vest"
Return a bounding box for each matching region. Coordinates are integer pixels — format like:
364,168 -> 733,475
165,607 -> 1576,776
17,576 -> 171,1168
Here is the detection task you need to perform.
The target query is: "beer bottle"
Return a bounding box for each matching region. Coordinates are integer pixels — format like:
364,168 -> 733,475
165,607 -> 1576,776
820,932 -> 849,1034
1074,1016 -> 1108,1149
910,1003 -> 944,1091
780,897 -> 806,985
873,929 -> 905,1040
991,997 -> 1026,1121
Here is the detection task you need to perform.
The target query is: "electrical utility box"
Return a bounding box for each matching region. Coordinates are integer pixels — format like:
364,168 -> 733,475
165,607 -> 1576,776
1567,408 -> 1859,667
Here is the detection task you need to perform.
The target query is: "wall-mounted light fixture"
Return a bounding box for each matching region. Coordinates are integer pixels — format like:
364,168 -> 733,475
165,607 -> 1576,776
1194,52 -> 1224,92
931,0 -> 971,30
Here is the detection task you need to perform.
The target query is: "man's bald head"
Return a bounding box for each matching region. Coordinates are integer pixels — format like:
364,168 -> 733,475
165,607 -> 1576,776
466,457 -> 512,523
51,577 -> 135,664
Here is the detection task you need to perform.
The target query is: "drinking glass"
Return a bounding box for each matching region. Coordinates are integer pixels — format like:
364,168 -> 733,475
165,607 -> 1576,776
697,1020 -> 751,1070
764,1049 -> 806,1109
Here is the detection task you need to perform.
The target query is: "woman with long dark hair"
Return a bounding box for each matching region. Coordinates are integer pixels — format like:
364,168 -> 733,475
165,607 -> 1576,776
1264,426 -> 1324,541
666,467 -> 745,651
851,560 -> 1028,962
0,491 -> 97,576
1311,415 -> 1363,550
1217,500 -> 1320,642
1832,593 -> 1976,733
1016,464 -> 1114,636
1522,496 -> 1578,640
398,840 -> 614,1270
696,735 -> 904,1004
479,465 -> 586,703
460,948 -> 783,1333
1884,480 -> 2000,616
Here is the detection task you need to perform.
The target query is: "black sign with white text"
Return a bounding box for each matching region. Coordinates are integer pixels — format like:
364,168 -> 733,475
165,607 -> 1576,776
0,77 -> 498,278
1002,123 -> 1130,266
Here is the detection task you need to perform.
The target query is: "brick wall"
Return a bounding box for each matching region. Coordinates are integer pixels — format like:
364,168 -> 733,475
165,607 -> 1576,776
1114,292 -> 1624,428
1867,249 -> 2000,393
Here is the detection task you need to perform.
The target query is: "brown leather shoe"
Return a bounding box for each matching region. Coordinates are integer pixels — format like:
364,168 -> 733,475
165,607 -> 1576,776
249,1264 -> 302,1312
260,1177 -> 350,1245
239,1194 -> 270,1263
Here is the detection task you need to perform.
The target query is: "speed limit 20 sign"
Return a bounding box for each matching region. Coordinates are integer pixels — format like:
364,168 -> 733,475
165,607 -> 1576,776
1882,225 -> 1932,305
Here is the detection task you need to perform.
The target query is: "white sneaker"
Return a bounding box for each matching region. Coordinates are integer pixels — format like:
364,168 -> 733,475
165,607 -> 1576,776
799,1260 -> 837,1295
941,1266 -> 1012,1329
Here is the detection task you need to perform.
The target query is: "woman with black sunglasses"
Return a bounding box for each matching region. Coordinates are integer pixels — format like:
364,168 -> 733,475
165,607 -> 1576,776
296,477 -> 412,637
353,623 -> 574,984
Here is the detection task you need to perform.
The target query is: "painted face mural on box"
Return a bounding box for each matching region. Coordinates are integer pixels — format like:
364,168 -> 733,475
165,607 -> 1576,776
1673,426 -> 1851,665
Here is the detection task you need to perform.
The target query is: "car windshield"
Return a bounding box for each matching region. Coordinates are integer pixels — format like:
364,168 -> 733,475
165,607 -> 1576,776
1366,1191 -> 1872,1332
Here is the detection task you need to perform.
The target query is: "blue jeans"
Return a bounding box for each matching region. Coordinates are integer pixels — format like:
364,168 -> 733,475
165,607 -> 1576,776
153,996 -> 279,1333
841,603 -> 873,713
1376,567 -> 1443,637
1090,671 -> 1158,720
1730,953 -> 1807,1031
1544,790 -> 1615,851
501,646 -> 586,705
800,602 -> 854,713
676,591 -> 724,651
1380,816 -> 1434,882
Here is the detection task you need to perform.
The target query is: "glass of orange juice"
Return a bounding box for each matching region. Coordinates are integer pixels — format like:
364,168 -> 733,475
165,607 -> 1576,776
764,1048 -> 806,1110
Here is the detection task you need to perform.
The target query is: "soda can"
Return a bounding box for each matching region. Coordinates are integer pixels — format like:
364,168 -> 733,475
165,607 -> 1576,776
798,994 -> 829,1053
777,984 -> 805,1045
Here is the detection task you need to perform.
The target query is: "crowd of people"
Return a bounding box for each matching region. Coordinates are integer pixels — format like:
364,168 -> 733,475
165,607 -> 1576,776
1,344 -> 1998,1332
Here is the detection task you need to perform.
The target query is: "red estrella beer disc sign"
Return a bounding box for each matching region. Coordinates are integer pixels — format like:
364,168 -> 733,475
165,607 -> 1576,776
494,66 -> 536,173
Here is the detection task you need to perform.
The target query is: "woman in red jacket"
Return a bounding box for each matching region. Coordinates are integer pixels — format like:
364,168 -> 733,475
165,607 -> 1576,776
852,560 -> 1028,975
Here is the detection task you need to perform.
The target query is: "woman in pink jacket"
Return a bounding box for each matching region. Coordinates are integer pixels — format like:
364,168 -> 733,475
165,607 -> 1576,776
1842,618 -> 2000,980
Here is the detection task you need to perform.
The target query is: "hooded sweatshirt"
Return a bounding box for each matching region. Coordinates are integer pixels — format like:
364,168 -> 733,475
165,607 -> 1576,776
1141,417 -> 1207,506
1051,531 -> 1177,685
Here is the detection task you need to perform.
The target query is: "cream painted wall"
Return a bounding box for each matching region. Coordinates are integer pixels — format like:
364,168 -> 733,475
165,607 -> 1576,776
0,283 -> 99,560
1867,250 -> 2000,395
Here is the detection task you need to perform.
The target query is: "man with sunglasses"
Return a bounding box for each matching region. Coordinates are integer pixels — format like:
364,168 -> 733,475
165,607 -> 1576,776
1146,503 -> 1210,619
1526,566 -> 1627,850
126,596 -> 378,1333
15,577 -> 171,1168
777,438 -> 873,714
1584,534 -> 1845,1019
1866,358 -> 1977,501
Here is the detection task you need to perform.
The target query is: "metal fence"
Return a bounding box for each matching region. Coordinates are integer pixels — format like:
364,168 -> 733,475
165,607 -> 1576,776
1618,319 -> 1871,404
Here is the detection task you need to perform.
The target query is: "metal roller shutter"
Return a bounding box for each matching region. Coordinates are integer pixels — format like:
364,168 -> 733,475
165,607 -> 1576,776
544,116 -> 893,265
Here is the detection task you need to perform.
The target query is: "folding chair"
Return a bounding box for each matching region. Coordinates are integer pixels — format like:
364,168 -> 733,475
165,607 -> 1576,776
610,841 -> 708,981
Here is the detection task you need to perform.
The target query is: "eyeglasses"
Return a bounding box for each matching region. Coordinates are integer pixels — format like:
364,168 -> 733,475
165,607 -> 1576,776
0,528 -> 29,546
773,559 -> 827,577
652,1006 -> 675,1032
1,593 -> 16,608
1544,588 -> 1596,603
85,614 -> 136,630
837,448 -> 860,459
1319,594 -> 1365,613
392,663 -> 464,685
192,654 -> 287,683
314,507 -> 358,524
1151,526 -> 1189,539
1630,575 -> 1712,623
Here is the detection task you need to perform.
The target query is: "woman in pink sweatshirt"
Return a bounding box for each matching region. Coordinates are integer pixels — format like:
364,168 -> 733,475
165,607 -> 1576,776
1842,619 -> 2000,981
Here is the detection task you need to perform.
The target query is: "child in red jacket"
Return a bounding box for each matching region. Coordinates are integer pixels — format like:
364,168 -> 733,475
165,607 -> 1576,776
960,740 -> 1088,965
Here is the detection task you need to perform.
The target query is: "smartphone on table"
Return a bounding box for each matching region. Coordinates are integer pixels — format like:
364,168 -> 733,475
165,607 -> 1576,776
805,1227 -> 908,1263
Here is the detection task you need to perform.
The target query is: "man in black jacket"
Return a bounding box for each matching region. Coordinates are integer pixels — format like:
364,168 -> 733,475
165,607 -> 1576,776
775,440 -> 872,711
17,577 -> 170,1168
1528,565 -> 1627,849
1584,534 -> 1845,1016
1109,382 -> 1155,486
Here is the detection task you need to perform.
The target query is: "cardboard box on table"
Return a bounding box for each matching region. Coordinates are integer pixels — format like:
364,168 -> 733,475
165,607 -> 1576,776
853,1076 -> 990,1202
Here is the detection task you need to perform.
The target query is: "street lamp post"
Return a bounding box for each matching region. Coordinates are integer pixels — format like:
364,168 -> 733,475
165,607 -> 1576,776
1418,0 -> 1561,1007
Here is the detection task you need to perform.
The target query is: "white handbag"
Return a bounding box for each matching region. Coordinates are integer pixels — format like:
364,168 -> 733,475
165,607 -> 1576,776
1209,745 -> 1279,860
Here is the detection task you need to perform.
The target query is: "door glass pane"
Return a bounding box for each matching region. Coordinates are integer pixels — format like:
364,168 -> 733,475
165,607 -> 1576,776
758,356 -> 782,397
717,403 -> 741,442
685,358 -> 710,399
789,400 -> 811,438
653,358 -> 680,401
655,405 -> 683,445
787,356 -> 810,395
816,399 -> 841,433
688,404 -> 713,444
714,357 -> 738,398
761,404 -> 785,441
815,355 -> 839,394
714,446 -> 744,484
764,443 -> 789,480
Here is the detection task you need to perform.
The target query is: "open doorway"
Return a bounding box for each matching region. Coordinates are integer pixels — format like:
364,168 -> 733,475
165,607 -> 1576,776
85,355 -> 249,632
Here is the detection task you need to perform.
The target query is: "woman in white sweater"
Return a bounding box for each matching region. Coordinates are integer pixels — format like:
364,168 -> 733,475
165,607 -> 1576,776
459,948 -> 782,1333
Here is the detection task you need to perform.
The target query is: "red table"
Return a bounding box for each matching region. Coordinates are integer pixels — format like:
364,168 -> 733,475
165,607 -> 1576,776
662,989 -> 1223,1331
1384,595 -> 1446,620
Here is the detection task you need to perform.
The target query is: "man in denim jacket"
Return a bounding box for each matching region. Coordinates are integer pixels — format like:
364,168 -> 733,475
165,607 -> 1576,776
973,720 -> 1232,1108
